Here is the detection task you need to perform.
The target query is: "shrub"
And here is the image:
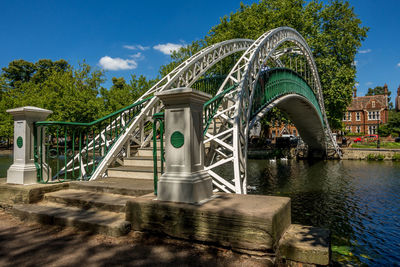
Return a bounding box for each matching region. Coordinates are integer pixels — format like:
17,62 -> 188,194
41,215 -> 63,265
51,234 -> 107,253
366,154 -> 376,160
392,153 -> 400,161
376,154 -> 385,161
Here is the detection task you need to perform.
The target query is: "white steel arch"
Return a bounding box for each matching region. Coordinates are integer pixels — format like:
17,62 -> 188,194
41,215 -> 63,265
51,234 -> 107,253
205,27 -> 340,194
89,38 -> 254,181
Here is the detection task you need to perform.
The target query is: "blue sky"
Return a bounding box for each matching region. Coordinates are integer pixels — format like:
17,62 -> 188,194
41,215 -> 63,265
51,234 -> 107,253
1,0 -> 399,98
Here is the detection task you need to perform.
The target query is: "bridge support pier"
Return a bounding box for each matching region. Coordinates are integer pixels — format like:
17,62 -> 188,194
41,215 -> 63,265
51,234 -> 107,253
155,88 -> 213,204
6,106 -> 52,185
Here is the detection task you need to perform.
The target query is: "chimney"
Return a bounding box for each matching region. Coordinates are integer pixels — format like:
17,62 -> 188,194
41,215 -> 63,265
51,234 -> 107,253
384,83 -> 388,108
397,85 -> 400,112
353,87 -> 357,98
384,83 -> 388,95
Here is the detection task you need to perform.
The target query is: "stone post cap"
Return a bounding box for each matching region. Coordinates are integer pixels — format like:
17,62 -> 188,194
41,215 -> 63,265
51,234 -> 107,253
155,88 -> 211,104
7,106 -> 53,121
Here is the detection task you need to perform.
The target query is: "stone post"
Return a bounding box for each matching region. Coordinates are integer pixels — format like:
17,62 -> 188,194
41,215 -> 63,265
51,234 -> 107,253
6,106 -> 52,185
155,88 -> 213,204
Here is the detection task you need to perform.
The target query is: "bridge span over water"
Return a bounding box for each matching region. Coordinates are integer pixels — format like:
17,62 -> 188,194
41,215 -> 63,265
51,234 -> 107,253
33,27 -> 341,194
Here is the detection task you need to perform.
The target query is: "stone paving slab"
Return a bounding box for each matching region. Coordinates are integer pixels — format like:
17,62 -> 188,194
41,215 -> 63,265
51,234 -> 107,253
126,193 -> 291,255
12,202 -> 131,237
0,178 -> 69,206
69,177 -> 154,196
278,224 -> 330,265
45,189 -> 137,212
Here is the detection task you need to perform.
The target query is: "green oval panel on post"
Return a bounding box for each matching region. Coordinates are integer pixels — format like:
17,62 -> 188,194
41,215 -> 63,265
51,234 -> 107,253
17,136 -> 23,148
171,131 -> 184,148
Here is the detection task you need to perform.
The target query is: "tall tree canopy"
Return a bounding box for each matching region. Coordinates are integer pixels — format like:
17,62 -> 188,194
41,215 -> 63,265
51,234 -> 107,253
159,0 -> 368,129
0,59 -> 105,138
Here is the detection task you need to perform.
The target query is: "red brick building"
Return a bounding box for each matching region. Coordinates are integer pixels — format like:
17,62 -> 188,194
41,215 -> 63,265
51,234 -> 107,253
269,123 -> 298,139
343,85 -> 389,134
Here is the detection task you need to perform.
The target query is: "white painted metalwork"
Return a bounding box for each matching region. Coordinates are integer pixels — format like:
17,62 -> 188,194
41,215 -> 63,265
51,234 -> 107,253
205,27 -> 341,194
89,38 -> 254,181
69,27 -> 341,195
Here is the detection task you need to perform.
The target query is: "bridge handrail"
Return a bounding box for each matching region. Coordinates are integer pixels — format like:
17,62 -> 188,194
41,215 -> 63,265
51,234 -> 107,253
251,67 -> 324,123
33,96 -> 153,183
203,84 -> 238,135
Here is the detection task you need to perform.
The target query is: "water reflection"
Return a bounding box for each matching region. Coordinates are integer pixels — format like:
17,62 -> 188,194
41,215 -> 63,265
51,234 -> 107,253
0,154 -> 12,178
247,159 -> 400,265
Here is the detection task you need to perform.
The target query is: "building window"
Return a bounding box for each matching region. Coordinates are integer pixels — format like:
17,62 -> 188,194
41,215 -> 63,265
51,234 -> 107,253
368,111 -> 380,120
356,112 -> 360,121
372,101 -> 375,108
356,126 -> 361,133
346,126 -> 351,133
368,125 -> 377,134
272,130 -> 276,138
343,112 -> 351,121
293,129 -> 297,136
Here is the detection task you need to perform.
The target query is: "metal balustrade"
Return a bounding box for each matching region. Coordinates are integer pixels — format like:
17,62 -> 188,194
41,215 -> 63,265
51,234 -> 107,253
34,97 -> 153,183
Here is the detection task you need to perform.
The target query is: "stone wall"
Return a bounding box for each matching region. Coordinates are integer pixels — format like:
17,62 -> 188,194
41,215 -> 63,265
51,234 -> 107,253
342,148 -> 400,160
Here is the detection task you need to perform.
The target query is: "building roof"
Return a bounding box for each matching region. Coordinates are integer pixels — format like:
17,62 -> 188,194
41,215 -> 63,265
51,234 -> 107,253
348,95 -> 387,111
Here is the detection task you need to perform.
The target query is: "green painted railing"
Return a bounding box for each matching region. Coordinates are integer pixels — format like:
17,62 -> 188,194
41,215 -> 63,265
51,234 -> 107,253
152,112 -> 165,195
203,84 -> 238,135
251,68 -> 323,123
34,96 -> 153,183
192,75 -> 227,96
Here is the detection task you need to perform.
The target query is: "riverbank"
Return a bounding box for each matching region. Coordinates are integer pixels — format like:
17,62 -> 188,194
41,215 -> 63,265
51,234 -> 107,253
341,147 -> 400,160
0,148 -> 12,155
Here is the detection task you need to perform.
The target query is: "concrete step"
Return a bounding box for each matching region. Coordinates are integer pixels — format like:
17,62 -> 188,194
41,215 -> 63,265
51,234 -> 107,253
136,148 -> 162,157
108,166 -> 160,180
149,140 -> 162,148
12,202 -> 131,236
124,156 -> 161,167
44,189 -> 136,212
69,177 -> 154,196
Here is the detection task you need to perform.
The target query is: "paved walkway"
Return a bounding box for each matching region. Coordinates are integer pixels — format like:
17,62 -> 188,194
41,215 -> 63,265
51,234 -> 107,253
0,210 -> 269,267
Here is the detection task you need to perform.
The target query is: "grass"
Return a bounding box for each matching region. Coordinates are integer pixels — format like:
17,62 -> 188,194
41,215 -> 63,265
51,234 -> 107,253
351,142 -> 400,149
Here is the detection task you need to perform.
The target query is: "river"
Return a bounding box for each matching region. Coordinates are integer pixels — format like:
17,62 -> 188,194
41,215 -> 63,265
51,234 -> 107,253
1,154 -> 399,265
247,159 -> 400,265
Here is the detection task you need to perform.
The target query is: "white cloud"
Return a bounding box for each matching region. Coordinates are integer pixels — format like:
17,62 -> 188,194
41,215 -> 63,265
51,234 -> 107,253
123,45 -> 149,51
99,56 -> 137,71
366,81 -> 373,86
397,62 -> 400,67
355,83 -> 359,87
130,52 -> 143,59
153,43 -> 184,55
359,49 -> 371,54
352,60 -> 358,66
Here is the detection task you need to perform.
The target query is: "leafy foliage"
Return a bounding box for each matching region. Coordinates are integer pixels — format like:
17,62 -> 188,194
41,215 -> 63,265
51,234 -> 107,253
158,0 -> 368,129
0,58 -> 158,139
379,110 -> 400,136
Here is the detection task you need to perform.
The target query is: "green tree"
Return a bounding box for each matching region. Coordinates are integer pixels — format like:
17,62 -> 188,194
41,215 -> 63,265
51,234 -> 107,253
0,60 -> 106,138
101,77 -> 132,113
100,74 -> 157,114
158,0 -> 368,129
2,59 -> 36,86
379,110 -> 400,136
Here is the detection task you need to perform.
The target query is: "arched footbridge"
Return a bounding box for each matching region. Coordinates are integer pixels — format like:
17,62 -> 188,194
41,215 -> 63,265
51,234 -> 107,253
33,27 -> 341,194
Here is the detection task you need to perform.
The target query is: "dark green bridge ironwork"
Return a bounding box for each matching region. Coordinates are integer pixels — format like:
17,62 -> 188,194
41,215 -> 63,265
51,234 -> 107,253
251,68 -> 323,123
